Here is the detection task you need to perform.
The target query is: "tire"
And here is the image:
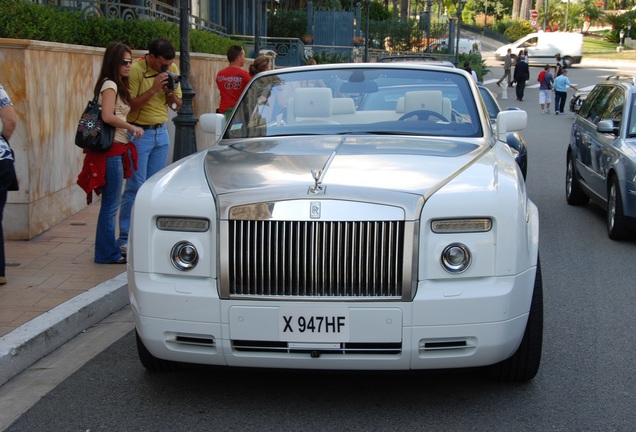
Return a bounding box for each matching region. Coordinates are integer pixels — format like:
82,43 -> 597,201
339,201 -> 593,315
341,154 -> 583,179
521,159 -> 527,181
136,329 -> 180,372
486,258 -> 543,383
607,176 -> 629,240
563,57 -> 573,68
566,152 -> 589,205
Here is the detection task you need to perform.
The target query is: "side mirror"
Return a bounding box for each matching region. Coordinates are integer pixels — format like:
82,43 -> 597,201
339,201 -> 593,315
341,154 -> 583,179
597,119 -> 619,136
200,113 -> 226,142
496,110 -> 527,142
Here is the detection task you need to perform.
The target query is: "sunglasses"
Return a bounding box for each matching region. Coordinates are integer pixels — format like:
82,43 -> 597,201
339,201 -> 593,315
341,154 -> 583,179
122,59 -> 133,66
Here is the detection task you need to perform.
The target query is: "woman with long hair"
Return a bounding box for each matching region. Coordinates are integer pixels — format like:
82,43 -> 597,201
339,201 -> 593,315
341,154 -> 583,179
77,42 -> 141,264
249,55 -> 271,77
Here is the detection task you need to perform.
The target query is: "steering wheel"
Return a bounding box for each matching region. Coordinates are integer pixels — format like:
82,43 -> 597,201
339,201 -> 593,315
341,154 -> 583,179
398,109 -> 450,122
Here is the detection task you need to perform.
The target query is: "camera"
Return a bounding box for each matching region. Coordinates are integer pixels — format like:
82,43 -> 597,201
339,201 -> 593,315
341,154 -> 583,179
161,65 -> 182,90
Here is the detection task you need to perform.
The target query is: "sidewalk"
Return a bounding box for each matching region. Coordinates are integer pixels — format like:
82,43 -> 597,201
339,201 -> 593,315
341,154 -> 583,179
0,204 -> 129,386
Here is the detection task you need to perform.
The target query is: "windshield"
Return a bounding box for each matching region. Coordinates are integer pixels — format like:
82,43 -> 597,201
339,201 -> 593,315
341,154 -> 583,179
224,66 -> 483,139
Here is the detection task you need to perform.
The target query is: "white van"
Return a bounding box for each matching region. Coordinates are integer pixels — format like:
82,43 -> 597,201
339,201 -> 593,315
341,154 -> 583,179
495,32 -> 583,67
428,38 -> 482,55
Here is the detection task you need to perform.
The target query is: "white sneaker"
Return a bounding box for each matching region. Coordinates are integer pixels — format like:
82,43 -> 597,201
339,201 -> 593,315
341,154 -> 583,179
546,109 -> 551,114
120,244 -> 128,258
541,110 -> 546,114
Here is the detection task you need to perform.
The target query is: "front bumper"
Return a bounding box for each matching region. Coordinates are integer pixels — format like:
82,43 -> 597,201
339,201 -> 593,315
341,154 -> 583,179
130,268 -> 536,371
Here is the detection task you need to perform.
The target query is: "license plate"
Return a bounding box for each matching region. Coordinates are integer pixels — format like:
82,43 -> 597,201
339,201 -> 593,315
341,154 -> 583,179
279,307 -> 350,342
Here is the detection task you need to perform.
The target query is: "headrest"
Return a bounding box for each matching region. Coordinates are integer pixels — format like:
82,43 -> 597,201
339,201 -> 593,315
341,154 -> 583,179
404,90 -> 443,113
332,98 -> 356,114
294,87 -> 332,117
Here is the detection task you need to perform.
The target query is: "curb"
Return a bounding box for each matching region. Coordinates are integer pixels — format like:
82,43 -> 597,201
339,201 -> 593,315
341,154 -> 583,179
0,273 -> 129,387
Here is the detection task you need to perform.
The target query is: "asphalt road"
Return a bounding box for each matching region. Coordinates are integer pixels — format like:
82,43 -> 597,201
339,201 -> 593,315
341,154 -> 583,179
4,62 -> 636,432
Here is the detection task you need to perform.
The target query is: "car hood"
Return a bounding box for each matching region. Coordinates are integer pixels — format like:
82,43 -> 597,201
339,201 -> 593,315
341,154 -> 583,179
205,135 -> 489,213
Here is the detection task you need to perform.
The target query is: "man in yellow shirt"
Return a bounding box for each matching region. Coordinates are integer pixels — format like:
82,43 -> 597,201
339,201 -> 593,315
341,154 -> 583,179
118,38 -> 182,255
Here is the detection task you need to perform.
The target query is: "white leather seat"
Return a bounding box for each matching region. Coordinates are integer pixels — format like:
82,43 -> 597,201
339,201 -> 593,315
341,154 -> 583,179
331,98 -> 356,115
403,90 -> 443,114
294,87 -> 333,120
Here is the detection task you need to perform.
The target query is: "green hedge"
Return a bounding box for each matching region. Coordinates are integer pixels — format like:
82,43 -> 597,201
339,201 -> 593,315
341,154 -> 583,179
0,0 -> 236,55
502,20 -> 535,42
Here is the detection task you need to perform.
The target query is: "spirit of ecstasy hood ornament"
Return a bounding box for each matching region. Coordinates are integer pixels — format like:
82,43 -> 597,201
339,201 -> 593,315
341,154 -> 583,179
309,169 -> 323,194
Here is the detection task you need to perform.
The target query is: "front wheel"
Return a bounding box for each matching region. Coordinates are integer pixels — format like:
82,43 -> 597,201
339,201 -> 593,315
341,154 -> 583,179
136,329 -> 180,372
485,258 -> 543,382
607,176 -> 629,240
566,152 -> 589,205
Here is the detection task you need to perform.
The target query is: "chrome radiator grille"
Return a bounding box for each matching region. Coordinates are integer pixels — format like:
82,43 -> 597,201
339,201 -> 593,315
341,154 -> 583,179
227,220 -> 405,298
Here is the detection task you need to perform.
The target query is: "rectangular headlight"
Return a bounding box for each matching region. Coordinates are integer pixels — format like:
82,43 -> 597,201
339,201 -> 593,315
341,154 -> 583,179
156,217 -> 210,232
431,218 -> 492,233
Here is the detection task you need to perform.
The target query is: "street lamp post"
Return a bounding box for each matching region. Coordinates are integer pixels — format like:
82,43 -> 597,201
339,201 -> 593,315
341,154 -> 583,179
255,0 -> 261,57
422,0 -> 432,51
455,0 -> 467,62
364,0 -> 370,62
172,0 -> 197,161
620,28 -> 625,46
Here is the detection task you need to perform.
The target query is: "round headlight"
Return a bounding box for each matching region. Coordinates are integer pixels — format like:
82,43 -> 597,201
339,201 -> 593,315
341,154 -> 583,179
171,241 -> 199,271
441,243 -> 471,274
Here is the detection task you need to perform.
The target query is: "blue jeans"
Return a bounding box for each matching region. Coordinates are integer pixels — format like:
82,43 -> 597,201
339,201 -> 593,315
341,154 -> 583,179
118,125 -> 169,246
555,90 -> 567,113
94,155 -> 124,263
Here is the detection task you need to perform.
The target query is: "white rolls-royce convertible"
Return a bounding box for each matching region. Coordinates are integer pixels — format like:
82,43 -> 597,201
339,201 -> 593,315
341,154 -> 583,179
128,63 -> 542,382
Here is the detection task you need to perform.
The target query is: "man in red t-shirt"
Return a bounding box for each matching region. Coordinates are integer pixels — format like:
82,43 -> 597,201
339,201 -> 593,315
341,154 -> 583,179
215,45 -> 251,118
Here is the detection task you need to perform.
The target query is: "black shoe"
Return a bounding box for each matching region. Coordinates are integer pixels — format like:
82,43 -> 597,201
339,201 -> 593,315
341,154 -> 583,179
496,82 -> 501,87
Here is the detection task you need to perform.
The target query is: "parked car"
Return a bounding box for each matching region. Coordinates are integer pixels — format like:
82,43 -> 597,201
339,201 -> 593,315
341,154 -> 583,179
566,77 -> 636,239
569,75 -> 635,113
129,63 -> 542,382
427,38 -> 482,54
477,84 -> 528,179
569,88 -> 589,113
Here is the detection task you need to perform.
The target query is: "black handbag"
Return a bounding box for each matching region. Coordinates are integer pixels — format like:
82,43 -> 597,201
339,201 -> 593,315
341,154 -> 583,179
75,80 -> 115,153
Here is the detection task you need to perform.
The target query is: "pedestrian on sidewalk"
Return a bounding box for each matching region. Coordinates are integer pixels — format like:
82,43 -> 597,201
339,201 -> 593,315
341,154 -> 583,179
553,69 -> 577,115
538,64 -> 554,114
77,42 -> 141,264
463,61 -> 478,83
118,38 -> 182,258
216,45 -> 251,120
555,53 -> 564,77
0,81 -> 18,284
513,55 -> 530,101
249,55 -> 271,77
497,48 -> 513,87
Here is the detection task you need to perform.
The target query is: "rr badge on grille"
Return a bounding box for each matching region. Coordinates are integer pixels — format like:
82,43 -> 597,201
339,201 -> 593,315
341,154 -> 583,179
310,201 -> 321,219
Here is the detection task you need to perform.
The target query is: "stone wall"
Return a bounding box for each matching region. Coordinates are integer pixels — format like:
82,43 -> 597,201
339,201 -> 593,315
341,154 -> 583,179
1,38 -> 232,240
